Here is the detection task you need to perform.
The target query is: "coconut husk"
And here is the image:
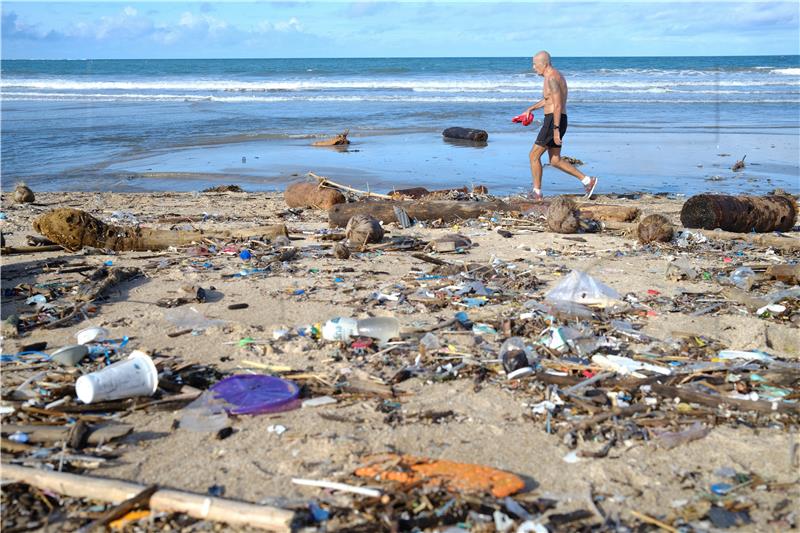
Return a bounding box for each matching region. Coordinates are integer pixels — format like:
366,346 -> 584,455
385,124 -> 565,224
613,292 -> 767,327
345,215 -> 384,249
637,214 -> 674,244
312,129 -> 350,147
14,183 -> 35,204
285,183 -> 346,210
546,196 -> 581,234
333,242 -> 351,259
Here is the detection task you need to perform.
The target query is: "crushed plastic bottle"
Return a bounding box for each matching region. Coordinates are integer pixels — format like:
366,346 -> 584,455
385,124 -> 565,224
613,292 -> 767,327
419,332 -> 440,352
729,267 -> 756,291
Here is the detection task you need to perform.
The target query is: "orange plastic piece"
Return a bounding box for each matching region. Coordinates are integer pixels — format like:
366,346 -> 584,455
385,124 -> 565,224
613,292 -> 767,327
110,510 -> 151,529
354,454 -> 525,498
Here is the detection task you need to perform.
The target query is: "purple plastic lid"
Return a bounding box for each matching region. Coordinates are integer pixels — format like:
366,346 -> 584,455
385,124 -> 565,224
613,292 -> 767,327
210,375 -> 300,415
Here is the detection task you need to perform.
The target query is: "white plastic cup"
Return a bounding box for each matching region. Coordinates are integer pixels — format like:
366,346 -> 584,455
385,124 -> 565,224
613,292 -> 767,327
75,350 -> 159,404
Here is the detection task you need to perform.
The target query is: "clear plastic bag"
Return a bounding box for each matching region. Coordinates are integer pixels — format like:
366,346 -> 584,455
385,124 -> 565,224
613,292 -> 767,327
164,307 -> 225,331
545,270 -> 620,307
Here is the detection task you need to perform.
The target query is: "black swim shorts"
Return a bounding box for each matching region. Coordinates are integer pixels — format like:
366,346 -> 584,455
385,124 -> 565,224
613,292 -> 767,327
535,113 -> 568,148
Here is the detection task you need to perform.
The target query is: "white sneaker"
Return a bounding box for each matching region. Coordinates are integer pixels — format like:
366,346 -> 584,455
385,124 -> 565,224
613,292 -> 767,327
583,176 -> 598,199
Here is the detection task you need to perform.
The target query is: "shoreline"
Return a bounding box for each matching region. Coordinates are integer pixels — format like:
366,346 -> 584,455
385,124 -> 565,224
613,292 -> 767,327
3,129 -> 799,196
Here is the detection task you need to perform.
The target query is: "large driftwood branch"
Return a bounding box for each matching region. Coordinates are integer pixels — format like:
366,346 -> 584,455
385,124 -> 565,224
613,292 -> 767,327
33,209 -> 288,252
1,465 -> 295,531
328,199 -> 639,227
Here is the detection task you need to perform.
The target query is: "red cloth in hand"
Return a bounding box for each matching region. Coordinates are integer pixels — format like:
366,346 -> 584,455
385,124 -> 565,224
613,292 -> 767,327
512,112 -> 533,126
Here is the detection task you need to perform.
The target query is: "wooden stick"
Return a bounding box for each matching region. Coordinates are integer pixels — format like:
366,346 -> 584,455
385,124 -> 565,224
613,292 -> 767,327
1,465 -> 295,531
82,484 -> 158,532
629,510 -> 680,533
308,172 -> 393,200
291,478 -> 382,497
651,383 -> 800,414
1,245 -> 64,255
1,424 -> 134,445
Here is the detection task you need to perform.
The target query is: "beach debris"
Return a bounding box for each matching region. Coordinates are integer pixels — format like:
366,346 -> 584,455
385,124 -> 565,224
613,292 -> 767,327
14,182 -> 35,204
731,154 -> 746,171
322,316 -> 399,344
545,270 -> 620,307
210,375 -> 300,415
75,350 -> 159,404
308,171 -> 393,200
637,213 -> 674,244
765,264 -> 800,284
328,198 -> 638,227
563,156 -> 584,166
442,126 -> 488,142
202,184 -> 243,193
546,196 -> 581,234
345,214 -> 385,248
285,182 -> 346,209
33,208 -> 288,251
428,233 -> 472,253
355,454 -> 525,497
51,344 -> 90,366
388,185 -> 489,200
680,193 -> 797,233
313,128 -> 350,146
333,241 -> 351,259
1,465 -> 295,531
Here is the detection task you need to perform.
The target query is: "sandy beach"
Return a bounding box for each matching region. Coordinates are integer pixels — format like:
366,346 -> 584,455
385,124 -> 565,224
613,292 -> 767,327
1,188 -> 798,530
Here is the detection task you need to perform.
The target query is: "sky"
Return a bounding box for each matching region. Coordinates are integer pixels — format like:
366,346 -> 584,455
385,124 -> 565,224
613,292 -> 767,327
2,1 -> 799,59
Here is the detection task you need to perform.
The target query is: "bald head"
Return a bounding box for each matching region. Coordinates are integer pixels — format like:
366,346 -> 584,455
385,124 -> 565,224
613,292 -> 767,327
534,51 -> 551,67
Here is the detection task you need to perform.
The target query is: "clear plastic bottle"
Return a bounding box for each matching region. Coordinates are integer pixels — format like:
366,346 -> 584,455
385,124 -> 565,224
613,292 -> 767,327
322,317 -> 400,344
730,267 -> 756,291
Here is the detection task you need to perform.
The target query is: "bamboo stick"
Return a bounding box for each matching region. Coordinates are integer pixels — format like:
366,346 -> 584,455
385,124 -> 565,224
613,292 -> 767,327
308,172 -> 393,200
0,465 -> 295,531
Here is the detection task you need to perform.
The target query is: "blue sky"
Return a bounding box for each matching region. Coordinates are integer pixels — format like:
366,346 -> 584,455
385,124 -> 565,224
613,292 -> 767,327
2,1 -> 799,59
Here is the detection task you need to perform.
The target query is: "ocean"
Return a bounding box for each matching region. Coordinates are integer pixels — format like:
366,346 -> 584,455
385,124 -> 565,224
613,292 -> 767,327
2,56 -> 799,195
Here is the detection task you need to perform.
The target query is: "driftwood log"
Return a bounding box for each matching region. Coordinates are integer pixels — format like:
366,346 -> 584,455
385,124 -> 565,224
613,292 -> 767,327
312,129 -> 350,146
603,221 -> 800,251
328,199 -> 639,228
680,194 -> 797,233
1,465 -> 294,531
285,182 -> 346,209
442,127 -> 488,142
33,209 -> 288,252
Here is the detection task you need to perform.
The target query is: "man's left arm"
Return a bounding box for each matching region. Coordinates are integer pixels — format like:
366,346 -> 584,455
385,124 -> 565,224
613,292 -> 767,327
548,78 -> 563,145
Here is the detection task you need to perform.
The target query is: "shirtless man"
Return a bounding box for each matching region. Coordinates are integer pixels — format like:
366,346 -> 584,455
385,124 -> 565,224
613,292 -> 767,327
521,51 -> 598,200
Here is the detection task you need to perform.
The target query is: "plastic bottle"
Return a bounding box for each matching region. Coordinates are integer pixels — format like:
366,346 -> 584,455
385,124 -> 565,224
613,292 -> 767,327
730,267 -> 756,291
322,317 -> 400,344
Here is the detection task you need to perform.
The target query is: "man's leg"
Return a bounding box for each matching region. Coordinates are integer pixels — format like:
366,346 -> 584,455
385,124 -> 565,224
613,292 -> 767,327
529,143 -> 547,195
547,146 -> 584,180
548,146 -> 598,199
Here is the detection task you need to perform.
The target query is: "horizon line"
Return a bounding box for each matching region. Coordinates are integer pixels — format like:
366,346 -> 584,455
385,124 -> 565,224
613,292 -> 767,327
3,53 -> 799,61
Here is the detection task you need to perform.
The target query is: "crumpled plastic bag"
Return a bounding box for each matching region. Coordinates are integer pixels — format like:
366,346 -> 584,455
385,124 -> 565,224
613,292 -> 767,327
545,270 -> 620,307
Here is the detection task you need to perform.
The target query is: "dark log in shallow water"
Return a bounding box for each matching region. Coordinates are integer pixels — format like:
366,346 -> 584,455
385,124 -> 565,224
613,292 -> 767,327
442,127 -> 489,142
680,194 -> 797,233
